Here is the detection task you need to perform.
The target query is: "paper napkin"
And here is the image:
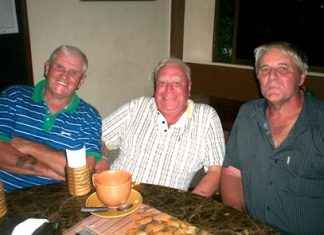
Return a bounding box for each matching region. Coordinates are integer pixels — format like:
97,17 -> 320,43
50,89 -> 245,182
12,218 -> 49,235
66,146 -> 86,168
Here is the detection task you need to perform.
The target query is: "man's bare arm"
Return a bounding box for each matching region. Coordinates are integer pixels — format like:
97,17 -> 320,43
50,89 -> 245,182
220,166 -> 245,211
10,137 -> 67,177
0,140 -> 64,180
192,165 -> 221,198
11,137 -> 97,176
11,137 -> 98,175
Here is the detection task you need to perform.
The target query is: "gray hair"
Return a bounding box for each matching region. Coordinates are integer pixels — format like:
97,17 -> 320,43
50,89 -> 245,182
254,41 -> 308,74
153,58 -> 191,84
48,45 -> 88,74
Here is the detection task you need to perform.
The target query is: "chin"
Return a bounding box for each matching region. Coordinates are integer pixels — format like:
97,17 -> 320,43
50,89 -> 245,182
264,91 -> 283,100
266,96 -> 286,104
161,107 -> 178,113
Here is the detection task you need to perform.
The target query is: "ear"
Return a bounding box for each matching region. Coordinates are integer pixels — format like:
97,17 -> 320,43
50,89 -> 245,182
188,80 -> 192,95
77,75 -> 86,90
298,70 -> 307,86
44,61 -> 50,77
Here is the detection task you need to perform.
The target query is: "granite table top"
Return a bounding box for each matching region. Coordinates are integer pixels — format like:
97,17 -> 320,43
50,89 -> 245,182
0,182 -> 279,234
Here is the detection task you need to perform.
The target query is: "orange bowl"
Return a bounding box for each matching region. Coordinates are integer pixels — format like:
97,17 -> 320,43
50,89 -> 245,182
92,170 -> 132,207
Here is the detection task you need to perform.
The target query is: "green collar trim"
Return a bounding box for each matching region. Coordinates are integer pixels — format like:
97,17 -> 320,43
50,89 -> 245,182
32,80 -> 80,132
0,135 -> 11,142
87,151 -> 102,161
32,80 -> 80,114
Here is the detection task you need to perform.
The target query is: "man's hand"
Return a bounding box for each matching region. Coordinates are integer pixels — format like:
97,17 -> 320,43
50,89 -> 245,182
94,156 -> 109,173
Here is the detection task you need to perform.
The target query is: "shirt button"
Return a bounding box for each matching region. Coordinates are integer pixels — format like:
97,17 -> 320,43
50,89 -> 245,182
266,206 -> 270,211
164,129 -> 167,132
162,121 -> 165,124
274,159 -> 278,164
269,181 -> 273,185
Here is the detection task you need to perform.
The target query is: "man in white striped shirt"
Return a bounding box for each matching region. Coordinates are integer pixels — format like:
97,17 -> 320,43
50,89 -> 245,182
102,58 -> 225,198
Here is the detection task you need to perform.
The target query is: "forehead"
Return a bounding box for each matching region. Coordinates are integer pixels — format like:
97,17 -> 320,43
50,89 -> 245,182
158,63 -> 187,79
260,48 -> 294,65
52,51 -> 84,68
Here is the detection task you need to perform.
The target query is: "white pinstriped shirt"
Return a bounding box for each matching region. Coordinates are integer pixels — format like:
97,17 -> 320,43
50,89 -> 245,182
102,96 -> 225,190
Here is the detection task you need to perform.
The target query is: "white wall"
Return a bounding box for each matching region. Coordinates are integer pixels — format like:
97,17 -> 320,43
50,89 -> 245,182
26,0 -> 170,117
183,0 -> 215,63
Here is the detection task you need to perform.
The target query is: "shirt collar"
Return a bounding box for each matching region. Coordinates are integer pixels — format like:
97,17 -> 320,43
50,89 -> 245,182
32,79 -> 80,114
152,99 -> 195,127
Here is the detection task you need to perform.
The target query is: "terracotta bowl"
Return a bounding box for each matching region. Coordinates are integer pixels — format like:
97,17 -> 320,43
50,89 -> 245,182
92,170 -> 132,207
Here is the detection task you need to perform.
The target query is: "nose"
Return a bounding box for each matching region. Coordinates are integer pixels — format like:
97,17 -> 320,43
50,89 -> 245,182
268,68 -> 279,80
60,69 -> 69,79
165,83 -> 174,91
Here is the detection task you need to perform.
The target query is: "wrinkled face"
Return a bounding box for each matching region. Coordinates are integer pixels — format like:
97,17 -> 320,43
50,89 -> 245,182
257,48 -> 306,104
155,63 -> 191,119
44,51 -> 85,100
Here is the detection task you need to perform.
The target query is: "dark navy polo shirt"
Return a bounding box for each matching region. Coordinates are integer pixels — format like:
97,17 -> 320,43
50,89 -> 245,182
224,94 -> 324,235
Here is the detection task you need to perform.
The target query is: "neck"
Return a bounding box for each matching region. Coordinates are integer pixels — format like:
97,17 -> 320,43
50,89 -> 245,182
44,92 -> 71,114
164,114 -> 181,127
161,110 -> 186,127
266,92 -> 304,148
267,91 -> 304,118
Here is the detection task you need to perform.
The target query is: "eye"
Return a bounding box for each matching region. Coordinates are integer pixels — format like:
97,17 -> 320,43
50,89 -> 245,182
277,65 -> 289,72
259,66 -> 270,74
173,81 -> 181,87
69,70 -> 82,78
157,80 -> 166,86
54,64 -> 64,71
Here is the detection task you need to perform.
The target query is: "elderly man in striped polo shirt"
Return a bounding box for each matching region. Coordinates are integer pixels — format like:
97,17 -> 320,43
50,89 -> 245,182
102,58 -> 225,198
0,45 -> 106,191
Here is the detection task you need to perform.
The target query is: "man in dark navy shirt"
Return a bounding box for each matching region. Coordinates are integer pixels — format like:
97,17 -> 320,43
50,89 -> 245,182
220,42 -> 324,235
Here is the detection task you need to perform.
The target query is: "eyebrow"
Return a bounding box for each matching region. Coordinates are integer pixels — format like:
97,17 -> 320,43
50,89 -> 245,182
259,62 -> 290,67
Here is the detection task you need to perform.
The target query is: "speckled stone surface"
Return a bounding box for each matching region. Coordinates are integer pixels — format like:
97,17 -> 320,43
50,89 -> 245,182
0,183 -> 279,234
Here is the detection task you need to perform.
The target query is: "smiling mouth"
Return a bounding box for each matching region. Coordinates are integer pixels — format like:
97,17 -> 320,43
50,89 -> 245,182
57,80 -> 67,86
162,96 -> 176,100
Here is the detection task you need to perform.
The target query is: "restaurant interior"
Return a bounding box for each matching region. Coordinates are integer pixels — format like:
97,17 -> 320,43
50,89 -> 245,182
1,0 -> 323,132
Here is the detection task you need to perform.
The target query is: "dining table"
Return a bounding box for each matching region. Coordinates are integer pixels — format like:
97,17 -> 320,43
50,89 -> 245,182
0,182 -> 279,234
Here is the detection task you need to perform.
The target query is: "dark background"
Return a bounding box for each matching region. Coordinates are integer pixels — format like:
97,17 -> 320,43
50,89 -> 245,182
0,0 -> 33,93
236,0 -> 324,69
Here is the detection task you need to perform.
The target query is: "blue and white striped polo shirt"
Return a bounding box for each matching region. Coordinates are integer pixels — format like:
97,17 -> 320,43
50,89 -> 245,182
0,80 -> 102,191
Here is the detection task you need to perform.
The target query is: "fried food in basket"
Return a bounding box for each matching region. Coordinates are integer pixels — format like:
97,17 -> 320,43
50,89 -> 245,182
123,208 -> 211,235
